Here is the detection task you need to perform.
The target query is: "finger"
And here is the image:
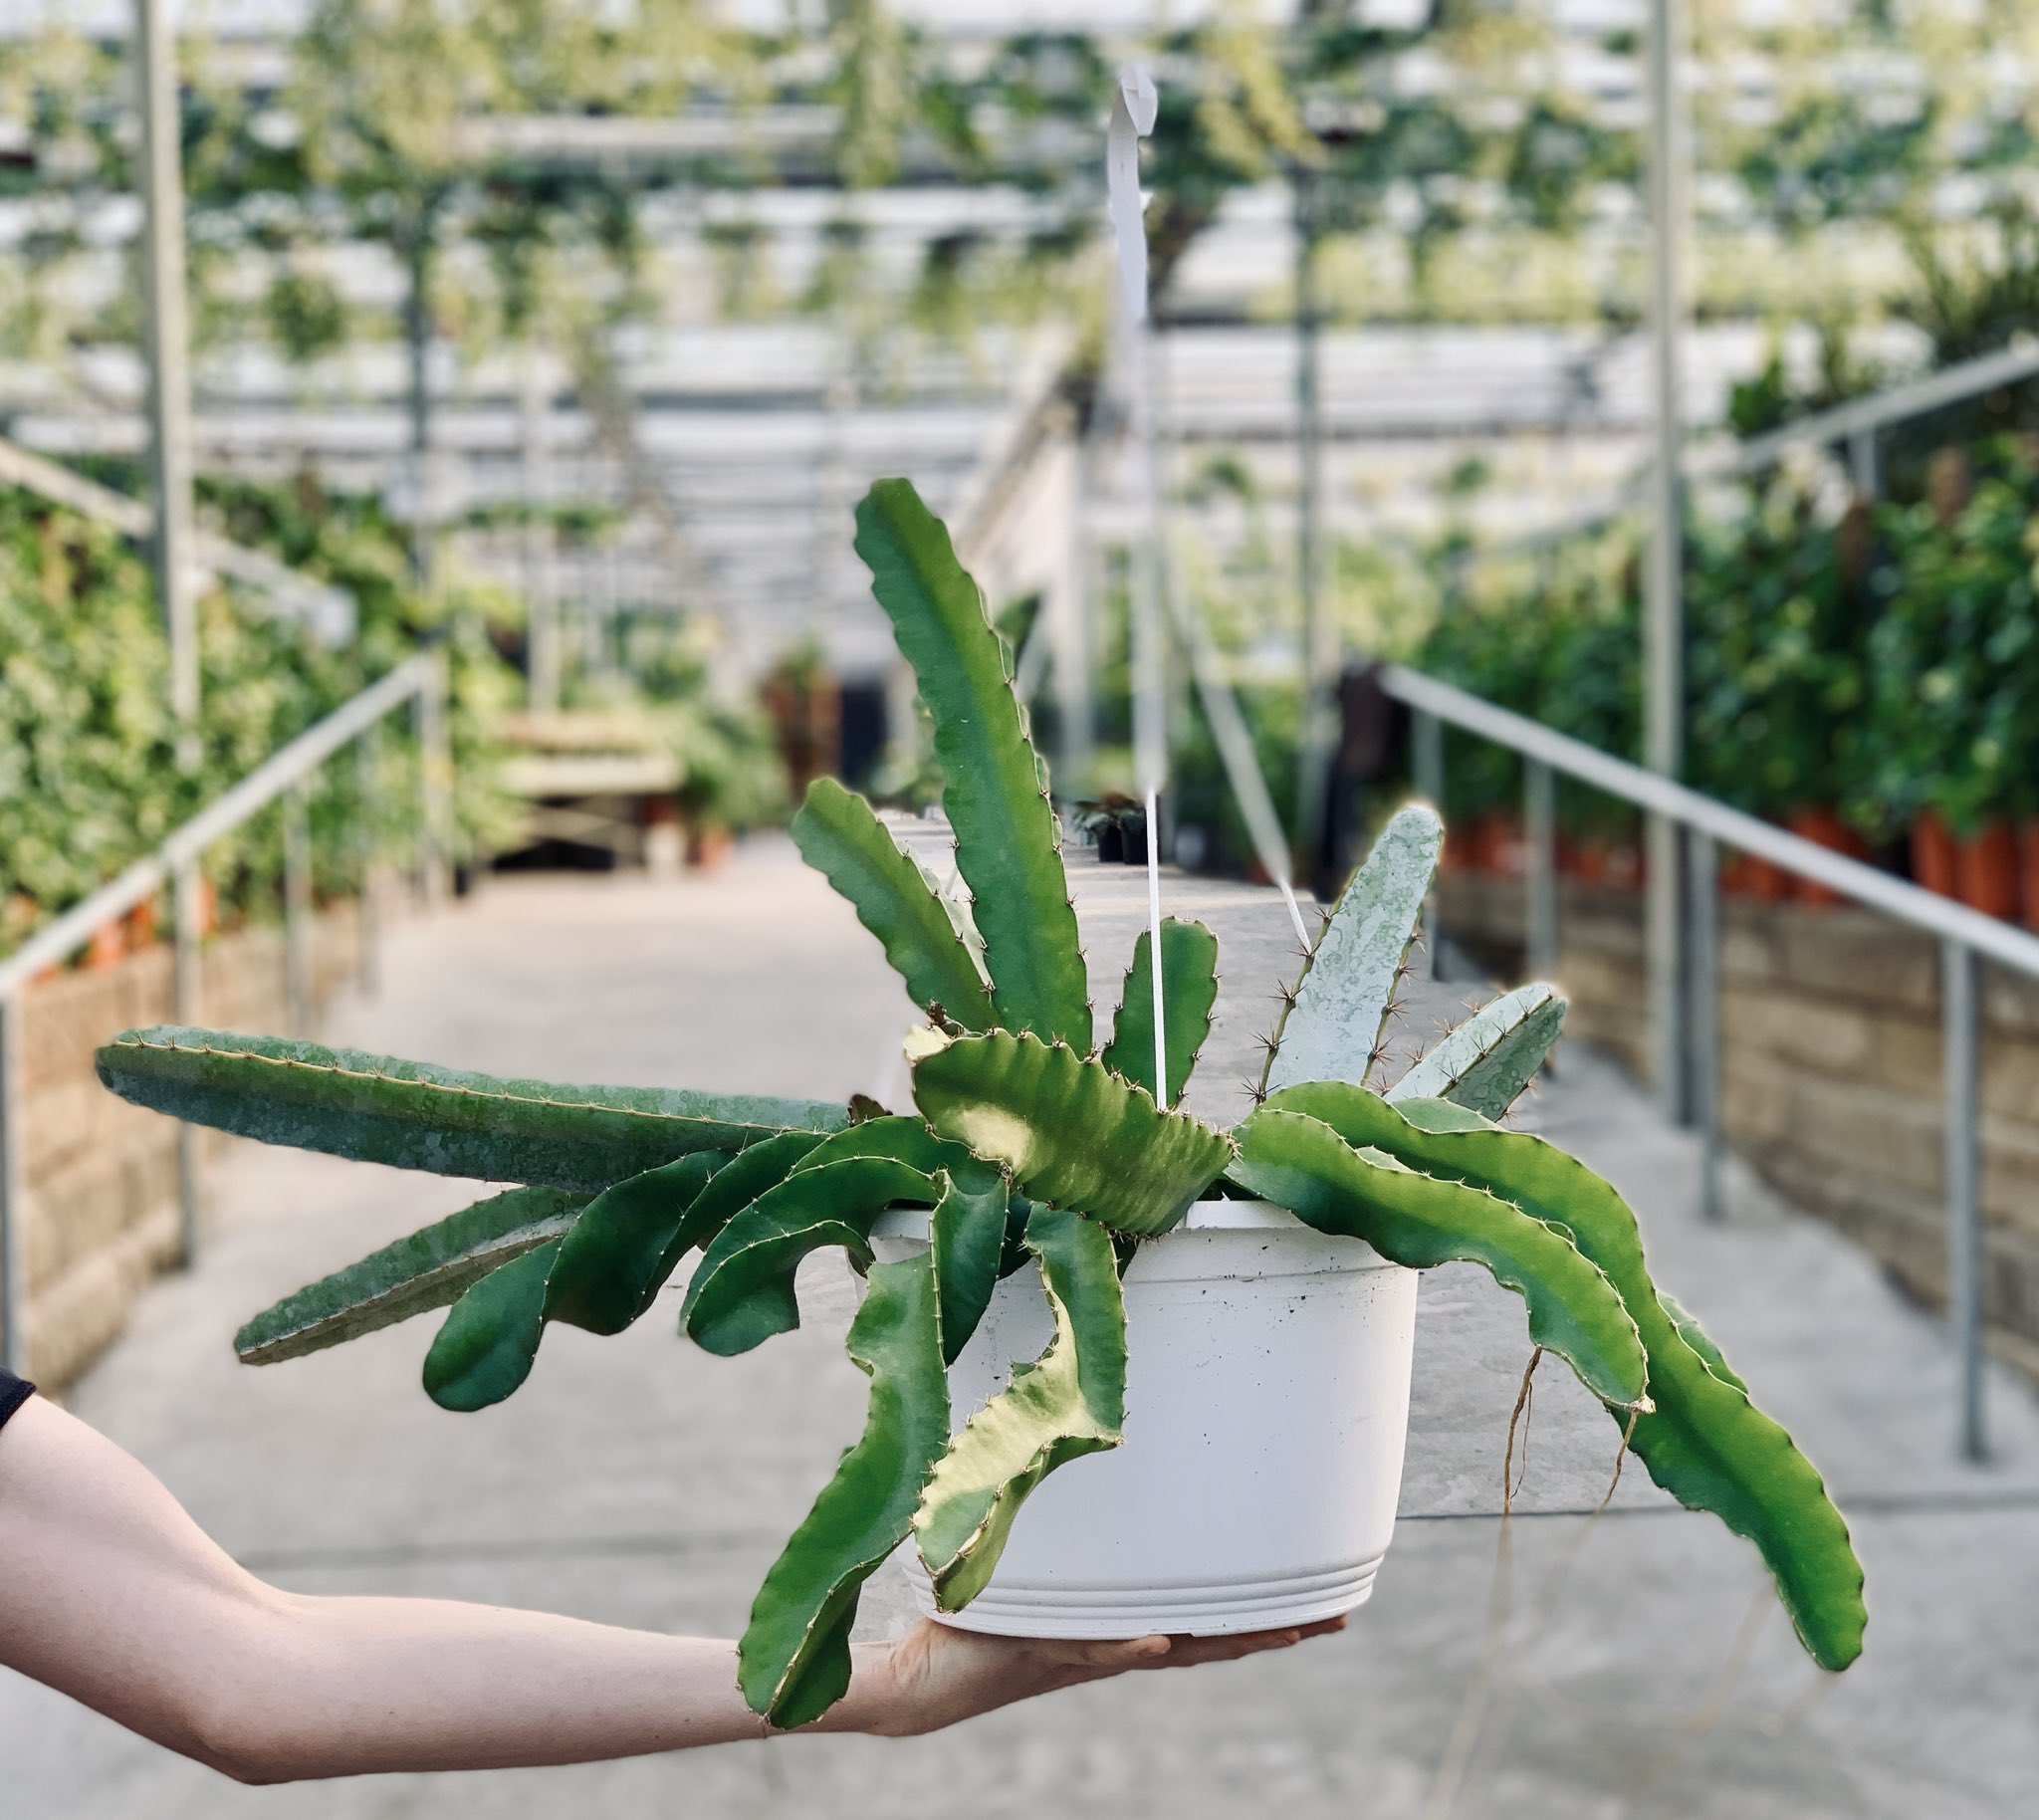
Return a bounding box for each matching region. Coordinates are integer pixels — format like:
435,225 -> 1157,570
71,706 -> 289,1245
1045,1634 -> 1173,1672
1151,1632 -> 1295,1667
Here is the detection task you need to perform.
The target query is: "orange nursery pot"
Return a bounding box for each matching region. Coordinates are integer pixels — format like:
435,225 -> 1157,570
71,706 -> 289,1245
123,898 -> 159,951
686,824 -> 736,871
1911,812 -> 1960,898
1787,807 -> 1870,909
2020,822 -> 2039,935
1723,849 -> 1793,900
1476,812 -> 1523,877
1955,821 -> 2021,922
1560,834 -> 1644,890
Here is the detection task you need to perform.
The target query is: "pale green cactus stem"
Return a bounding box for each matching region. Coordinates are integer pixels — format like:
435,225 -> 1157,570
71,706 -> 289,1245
1260,805 -> 1443,1099
1389,982 -> 1569,1120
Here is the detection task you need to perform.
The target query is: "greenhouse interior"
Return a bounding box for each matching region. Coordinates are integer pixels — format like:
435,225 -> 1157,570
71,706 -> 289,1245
2,2 -> 2038,1816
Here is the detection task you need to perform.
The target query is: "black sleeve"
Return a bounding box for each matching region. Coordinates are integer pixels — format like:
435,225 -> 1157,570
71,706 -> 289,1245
0,1368 -> 34,1434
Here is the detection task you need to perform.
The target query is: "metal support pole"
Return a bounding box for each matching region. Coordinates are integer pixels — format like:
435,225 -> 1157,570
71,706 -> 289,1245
284,782 -> 314,1038
355,726 -> 382,997
1525,759 -> 1558,982
1942,938 -> 1986,1462
133,0 -> 200,753
412,683 -> 434,905
413,654 -> 454,905
1849,427 -> 1882,501
521,343 -> 561,714
1413,711 -> 1445,980
1689,829 -> 1722,1223
404,219 -> 436,594
1055,425 -> 1096,792
1293,164 -> 1336,863
172,860 -> 202,1265
0,997 -> 24,1376
1645,0 -> 1691,1122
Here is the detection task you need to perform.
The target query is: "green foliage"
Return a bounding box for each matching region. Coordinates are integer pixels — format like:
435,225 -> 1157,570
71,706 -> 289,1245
1100,918 -> 1220,1106
740,1252 -> 950,1729
1859,450 -> 2039,833
912,1207 -> 1127,1610
1417,542 -> 1643,836
667,697 -> 791,835
854,480 -> 1091,1049
97,1026 -> 844,1191
1233,1099 -> 1648,1412
792,778 -> 995,1025
1418,426 -> 2039,845
1263,806 -> 1440,1096
1686,484 -> 1874,818
0,478 -> 519,949
235,1184 -> 586,1365
913,1031 -> 1234,1237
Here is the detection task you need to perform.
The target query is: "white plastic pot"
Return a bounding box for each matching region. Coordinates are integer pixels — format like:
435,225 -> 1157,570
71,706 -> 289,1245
870,1197 -> 1418,1640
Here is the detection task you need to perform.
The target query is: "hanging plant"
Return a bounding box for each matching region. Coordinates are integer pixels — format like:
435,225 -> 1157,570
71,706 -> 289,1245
97,480 -> 1865,1729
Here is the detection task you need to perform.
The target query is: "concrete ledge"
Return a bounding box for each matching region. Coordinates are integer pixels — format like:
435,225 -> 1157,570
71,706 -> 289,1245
5,901 -> 363,1386
1438,867 -> 2039,1371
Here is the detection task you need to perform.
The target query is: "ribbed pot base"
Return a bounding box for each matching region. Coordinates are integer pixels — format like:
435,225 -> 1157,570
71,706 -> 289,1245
904,1553 -> 1386,1640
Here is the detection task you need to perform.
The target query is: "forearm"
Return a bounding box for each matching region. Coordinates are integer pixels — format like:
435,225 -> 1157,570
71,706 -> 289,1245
186,1591 -> 893,1781
0,1399 -> 898,1782
1,1397 -> 1325,1782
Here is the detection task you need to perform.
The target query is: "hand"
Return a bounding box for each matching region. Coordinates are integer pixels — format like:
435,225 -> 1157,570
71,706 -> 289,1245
848,1614 -> 1348,1737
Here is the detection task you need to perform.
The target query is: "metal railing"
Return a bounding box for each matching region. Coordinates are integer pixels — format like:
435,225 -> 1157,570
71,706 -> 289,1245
1473,336 -> 2039,566
1383,661 -> 2035,1464
0,651 -> 453,1376
0,433 -> 356,642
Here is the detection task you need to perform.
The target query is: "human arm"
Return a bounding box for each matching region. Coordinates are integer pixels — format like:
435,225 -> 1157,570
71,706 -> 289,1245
0,1396 -> 1338,1783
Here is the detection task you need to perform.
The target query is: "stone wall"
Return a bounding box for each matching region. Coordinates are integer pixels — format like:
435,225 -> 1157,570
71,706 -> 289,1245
1437,872 -> 2039,1377
9,906 -> 362,1388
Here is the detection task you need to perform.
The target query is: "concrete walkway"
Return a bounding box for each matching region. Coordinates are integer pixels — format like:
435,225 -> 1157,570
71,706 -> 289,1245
6,836 -> 2037,1818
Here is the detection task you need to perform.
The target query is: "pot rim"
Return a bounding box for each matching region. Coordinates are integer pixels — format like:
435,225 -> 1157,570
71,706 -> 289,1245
873,1195 -> 1334,1243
